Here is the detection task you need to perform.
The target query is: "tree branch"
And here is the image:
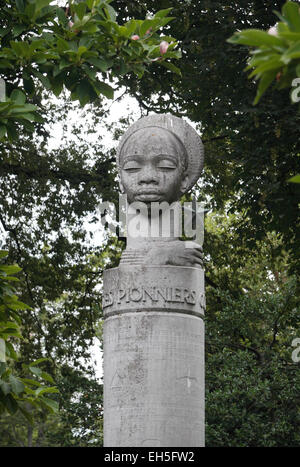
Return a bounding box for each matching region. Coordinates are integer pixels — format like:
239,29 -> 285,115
0,161 -> 109,185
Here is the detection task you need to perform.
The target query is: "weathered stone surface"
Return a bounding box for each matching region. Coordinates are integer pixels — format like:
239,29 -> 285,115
103,265 -> 205,318
117,113 -> 204,197
104,311 -> 204,447
103,113 -> 205,447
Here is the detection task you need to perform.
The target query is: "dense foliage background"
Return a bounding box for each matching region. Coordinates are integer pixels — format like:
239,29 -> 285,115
0,0 -> 299,446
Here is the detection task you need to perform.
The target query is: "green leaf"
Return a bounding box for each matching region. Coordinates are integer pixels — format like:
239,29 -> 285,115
12,25 -> 26,37
159,60 -> 182,75
20,378 -> 42,387
75,79 -> 95,105
40,371 -> 55,384
29,366 -> 42,377
9,103 -> 37,113
0,362 -> 6,377
23,76 -> 35,96
56,38 -> 69,53
0,125 -> 6,139
50,77 -> 63,97
0,251 -> 8,259
33,111 -> 44,123
10,90 -> 26,105
56,7 -> 68,26
273,9 -> 290,26
140,19 -> 156,37
30,357 -> 48,366
19,405 -> 34,424
74,2 -> 87,21
0,264 -> 22,274
14,113 -> 36,122
9,374 -> 25,395
278,31 -> 300,41
281,41 -> 300,64
0,320 -> 19,330
288,174 -> 300,183
16,0 -> 25,12
253,69 -> 277,105
228,29 -> 285,47
140,18 -> 173,37
24,3 -> 35,21
248,58 -> 282,78
40,396 -> 59,413
124,19 -> 137,36
35,0 -> 52,12
104,4 -> 116,22
86,57 -> 110,72
4,393 -> 18,414
247,52 -> 281,68
282,1 -> 300,32
154,8 -> 173,18
35,386 -> 59,396
6,299 -> 31,311
5,342 -> 18,360
0,379 -> 11,395
0,329 -> 21,339
77,46 -> 87,58
82,22 -> 98,33
93,80 -> 114,99
32,70 -> 51,89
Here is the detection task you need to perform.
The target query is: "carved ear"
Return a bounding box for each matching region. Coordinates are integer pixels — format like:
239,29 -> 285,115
119,179 -> 125,194
180,173 -> 189,194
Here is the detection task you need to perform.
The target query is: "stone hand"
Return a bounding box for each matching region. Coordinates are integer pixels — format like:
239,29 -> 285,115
144,241 -> 204,268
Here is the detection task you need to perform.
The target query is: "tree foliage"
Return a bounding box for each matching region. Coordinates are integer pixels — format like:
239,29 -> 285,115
228,1 -> 300,106
0,0 -> 299,447
0,93 -> 125,444
205,214 -> 300,446
0,251 -> 59,423
0,0 -> 180,442
0,0 -> 180,139
114,0 -> 300,272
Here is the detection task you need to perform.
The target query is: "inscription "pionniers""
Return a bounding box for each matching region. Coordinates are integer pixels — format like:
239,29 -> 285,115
103,286 -> 205,309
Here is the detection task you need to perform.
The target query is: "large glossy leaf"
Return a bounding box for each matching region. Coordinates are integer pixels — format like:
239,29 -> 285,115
282,1 -> 300,32
228,29 -> 286,47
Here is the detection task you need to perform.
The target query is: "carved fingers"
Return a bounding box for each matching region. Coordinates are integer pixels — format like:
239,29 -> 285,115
144,242 -> 204,268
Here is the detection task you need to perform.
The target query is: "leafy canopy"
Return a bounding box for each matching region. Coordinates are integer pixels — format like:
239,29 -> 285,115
0,0 -> 180,139
0,251 -> 59,423
228,1 -> 300,106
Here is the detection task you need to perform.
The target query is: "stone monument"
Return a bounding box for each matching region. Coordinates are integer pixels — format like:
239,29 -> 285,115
103,113 -> 205,447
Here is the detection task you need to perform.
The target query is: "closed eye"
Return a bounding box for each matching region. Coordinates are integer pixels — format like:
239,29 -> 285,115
156,162 -> 177,170
123,162 -> 141,171
155,156 -> 178,170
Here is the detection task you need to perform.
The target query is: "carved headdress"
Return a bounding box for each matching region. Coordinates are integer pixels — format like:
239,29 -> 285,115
116,113 -> 204,193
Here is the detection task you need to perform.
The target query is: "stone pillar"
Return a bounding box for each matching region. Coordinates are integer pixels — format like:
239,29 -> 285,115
103,264 -> 205,447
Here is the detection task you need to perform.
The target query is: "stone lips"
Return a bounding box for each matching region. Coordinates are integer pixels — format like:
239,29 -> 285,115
103,265 -> 205,318
116,113 -> 204,193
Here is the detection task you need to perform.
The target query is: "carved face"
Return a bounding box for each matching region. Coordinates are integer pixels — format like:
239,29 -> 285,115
119,127 -> 188,204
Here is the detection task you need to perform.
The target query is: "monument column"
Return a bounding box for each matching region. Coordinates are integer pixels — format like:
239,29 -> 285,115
102,113 -> 205,447
103,265 -> 204,447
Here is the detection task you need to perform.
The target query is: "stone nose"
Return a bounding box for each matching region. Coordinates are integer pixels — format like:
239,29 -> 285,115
138,165 -> 159,184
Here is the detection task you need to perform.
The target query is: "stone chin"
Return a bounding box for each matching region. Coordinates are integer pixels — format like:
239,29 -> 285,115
121,184 -> 185,205
131,192 -> 168,203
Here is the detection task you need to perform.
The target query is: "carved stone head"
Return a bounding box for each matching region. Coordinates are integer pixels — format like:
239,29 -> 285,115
117,114 -> 204,204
